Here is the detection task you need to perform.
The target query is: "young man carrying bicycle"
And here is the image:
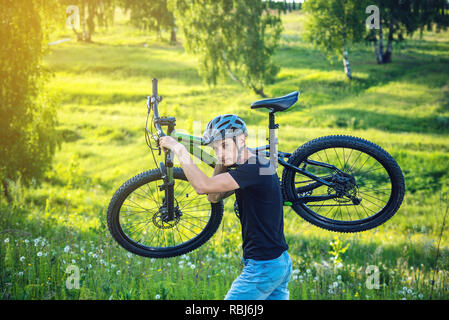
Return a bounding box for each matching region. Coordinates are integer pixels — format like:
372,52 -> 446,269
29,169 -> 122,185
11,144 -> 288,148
159,114 -> 292,300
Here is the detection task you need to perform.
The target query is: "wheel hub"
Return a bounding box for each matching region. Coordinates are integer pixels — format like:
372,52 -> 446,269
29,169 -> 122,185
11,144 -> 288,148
328,169 -> 360,203
153,199 -> 182,229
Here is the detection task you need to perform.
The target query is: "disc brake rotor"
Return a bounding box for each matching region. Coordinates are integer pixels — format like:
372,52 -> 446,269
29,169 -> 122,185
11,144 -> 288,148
152,198 -> 182,229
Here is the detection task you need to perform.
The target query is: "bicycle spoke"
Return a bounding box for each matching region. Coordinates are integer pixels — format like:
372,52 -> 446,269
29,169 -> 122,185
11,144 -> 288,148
118,175 -> 215,250
294,145 -> 394,223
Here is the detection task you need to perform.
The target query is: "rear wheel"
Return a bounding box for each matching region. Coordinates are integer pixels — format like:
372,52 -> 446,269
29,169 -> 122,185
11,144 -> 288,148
282,135 -> 405,232
107,167 -> 224,258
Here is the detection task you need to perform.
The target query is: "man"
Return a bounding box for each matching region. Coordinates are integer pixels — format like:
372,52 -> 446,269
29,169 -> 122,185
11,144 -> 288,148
159,114 -> 292,300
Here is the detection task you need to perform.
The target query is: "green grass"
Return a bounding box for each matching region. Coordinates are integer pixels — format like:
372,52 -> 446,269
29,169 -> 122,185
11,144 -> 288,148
1,9 -> 448,300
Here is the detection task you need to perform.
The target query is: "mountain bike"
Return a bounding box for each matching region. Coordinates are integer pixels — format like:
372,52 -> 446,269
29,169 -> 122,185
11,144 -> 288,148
107,78 -> 405,258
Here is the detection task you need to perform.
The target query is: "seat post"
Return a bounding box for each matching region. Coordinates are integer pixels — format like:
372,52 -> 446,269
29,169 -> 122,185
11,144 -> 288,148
268,110 -> 279,171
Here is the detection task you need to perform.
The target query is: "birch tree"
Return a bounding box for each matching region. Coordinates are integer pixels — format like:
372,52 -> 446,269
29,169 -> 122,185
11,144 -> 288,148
120,0 -> 177,43
367,0 -> 449,64
303,0 -> 366,80
62,0 -> 115,42
0,0 -> 59,203
169,0 -> 283,97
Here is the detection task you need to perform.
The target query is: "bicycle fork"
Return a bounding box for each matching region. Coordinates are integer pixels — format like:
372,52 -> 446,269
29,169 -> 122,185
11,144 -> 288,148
157,120 -> 177,222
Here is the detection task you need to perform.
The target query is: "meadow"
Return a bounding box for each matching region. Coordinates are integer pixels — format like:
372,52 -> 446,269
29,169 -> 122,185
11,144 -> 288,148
1,10 -> 448,300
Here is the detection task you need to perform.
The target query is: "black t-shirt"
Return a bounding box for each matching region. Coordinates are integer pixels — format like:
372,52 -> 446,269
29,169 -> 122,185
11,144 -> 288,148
227,154 -> 288,260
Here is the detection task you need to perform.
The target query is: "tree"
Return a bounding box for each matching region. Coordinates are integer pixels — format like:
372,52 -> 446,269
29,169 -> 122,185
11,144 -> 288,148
63,0 -> 115,42
367,0 -> 449,64
169,0 -> 283,97
303,0 -> 366,80
0,0 -> 59,204
120,0 -> 177,44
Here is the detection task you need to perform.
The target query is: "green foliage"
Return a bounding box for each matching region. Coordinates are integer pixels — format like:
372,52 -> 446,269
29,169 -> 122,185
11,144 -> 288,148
61,0 -> 116,42
0,0 -> 59,201
169,0 -> 283,96
1,8 -> 449,300
120,0 -> 175,40
302,0 -> 367,79
303,0 -> 366,59
329,236 -> 350,266
366,0 -> 448,63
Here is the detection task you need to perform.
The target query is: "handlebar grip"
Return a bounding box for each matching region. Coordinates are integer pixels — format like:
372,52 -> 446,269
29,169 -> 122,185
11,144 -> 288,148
152,78 -> 158,97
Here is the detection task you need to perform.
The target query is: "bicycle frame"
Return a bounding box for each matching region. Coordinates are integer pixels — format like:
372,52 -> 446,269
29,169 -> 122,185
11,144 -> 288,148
147,78 -> 344,220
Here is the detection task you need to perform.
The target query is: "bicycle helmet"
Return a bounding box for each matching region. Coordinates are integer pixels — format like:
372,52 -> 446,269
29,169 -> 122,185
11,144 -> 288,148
202,114 -> 248,145
203,114 -> 248,166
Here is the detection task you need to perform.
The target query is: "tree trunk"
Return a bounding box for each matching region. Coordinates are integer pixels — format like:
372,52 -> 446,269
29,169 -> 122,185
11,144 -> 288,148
252,86 -> 267,97
371,29 -> 383,64
2,179 -> 11,205
377,18 -> 385,64
170,29 -> 176,44
382,19 -> 394,63
343,49 -> 352,80
342,27 -> 352,80
86,2 -> 95,43
72,26 -> 83,42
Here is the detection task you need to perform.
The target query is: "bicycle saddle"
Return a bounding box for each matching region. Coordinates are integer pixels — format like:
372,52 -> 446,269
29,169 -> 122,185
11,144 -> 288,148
250,91 -> 299,112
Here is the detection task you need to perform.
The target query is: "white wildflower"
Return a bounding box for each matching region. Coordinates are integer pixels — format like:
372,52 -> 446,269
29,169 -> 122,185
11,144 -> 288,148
64,246 -> 70,253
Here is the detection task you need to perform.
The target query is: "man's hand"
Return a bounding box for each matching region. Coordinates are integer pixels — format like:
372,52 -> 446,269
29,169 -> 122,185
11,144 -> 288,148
157,137 -> 239,196
159,136 -> 180,152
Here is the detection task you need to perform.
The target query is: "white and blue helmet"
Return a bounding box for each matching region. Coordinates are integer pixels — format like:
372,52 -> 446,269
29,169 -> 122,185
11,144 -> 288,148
202,114 -> 248,145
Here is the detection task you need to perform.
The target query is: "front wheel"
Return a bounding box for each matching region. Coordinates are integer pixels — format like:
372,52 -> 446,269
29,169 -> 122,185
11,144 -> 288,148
107,167 -> 224,258
282,135 -> 405,233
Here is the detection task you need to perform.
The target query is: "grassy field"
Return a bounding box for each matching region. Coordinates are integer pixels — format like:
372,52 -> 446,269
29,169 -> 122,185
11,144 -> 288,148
1,10 -> 449,300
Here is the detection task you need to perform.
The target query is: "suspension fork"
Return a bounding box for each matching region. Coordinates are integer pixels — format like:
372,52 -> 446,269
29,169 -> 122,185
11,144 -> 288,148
158,124 -> 176,221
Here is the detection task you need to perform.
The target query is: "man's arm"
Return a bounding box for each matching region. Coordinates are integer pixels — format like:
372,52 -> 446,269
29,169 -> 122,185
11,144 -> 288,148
171,143 -> 239,195
207,164 -> 235,203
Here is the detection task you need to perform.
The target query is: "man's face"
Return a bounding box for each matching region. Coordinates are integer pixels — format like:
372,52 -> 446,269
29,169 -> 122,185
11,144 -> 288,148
211,137 -> 240,166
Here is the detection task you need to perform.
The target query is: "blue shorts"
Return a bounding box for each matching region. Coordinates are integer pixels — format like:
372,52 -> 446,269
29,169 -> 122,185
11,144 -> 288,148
224,250 -> 292,300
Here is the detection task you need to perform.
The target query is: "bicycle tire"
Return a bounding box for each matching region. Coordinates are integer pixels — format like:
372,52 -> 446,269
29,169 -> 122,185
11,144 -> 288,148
107,167 -> 224,258
281,135 -> 405,233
